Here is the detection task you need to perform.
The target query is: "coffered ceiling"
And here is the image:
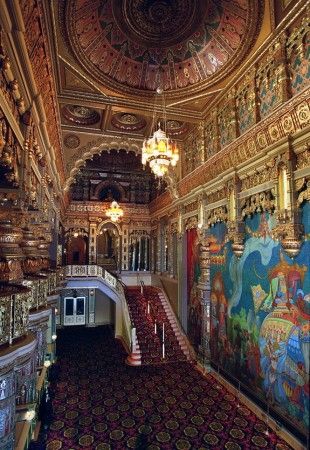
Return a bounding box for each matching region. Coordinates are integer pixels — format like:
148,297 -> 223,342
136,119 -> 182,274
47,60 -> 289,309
43,0 -> 270,189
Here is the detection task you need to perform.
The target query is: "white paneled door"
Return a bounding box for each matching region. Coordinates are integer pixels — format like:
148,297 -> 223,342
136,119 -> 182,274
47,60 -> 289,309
64,297 -> 86,325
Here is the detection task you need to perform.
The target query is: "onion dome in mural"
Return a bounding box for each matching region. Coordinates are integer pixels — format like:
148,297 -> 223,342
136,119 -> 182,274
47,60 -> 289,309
64,0 -> 263,97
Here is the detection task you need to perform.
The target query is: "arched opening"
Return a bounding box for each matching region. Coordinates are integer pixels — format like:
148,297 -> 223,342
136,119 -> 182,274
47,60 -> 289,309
99,185 -> 122,202
97,222 -> 120,272
66,236 -> 88,265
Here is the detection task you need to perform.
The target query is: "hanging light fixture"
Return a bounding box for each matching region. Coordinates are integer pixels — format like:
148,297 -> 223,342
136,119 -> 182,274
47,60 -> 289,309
142,84 -> 179,177
106,201 -> 124,222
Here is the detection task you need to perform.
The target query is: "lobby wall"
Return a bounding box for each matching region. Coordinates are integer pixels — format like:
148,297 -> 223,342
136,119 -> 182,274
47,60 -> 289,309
207,202 -> 309,439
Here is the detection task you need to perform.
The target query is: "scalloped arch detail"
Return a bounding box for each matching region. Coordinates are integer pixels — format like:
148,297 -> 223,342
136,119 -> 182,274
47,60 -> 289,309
64,138 -> 142,192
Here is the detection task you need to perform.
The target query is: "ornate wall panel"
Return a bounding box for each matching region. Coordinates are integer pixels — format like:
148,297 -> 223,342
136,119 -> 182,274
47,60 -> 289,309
182,125 -> 204,177
236,68 -> 257,135
178,90 -> 310,198
204,112 -> 218,160
0,108 -> 21,189
218,93 -> 237,148
19,0 -> 65,181
286,16 -> 310,96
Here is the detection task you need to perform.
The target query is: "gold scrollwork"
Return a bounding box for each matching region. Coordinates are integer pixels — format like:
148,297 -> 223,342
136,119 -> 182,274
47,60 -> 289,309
241,191 -> 276,217
206,206 -> 228,227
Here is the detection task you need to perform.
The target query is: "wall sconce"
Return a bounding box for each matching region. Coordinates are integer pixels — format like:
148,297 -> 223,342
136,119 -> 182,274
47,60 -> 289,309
44,360 -> 51,368
51,334 -> 57,341
90,289 -> 94,296
25,410 -> 36,421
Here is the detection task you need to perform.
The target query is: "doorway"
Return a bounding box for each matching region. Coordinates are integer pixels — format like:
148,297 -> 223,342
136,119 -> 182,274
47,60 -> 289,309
66,236 -> 88,265
97,223 -> 120,272
64,297 -> 86,325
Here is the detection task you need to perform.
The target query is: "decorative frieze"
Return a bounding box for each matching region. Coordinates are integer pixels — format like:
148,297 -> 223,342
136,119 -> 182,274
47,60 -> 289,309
178,90 -> 310,198
206,206 -> 228,228
206,187 -> 227,205
184,201 -> 198,215
296,177 -> 310,205
241,191 -> 276,217
185,216 -> 198,230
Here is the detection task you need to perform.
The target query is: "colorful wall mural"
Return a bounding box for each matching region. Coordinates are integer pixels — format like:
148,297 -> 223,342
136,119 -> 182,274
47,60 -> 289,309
208,202 -> 310,440
186,228 -> 202,352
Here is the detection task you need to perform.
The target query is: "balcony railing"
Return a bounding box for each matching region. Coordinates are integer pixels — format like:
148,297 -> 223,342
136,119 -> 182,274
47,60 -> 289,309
0,270 -> 63,347
22,275 -> 48,310
65,265 -> 117,289
0,285 -> 32,346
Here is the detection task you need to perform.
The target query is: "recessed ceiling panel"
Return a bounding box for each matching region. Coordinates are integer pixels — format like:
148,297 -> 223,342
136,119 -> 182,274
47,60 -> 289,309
64,0 -> 263,97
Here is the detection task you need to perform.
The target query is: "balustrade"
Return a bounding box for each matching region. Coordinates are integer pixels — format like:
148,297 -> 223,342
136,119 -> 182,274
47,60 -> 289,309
0,269 -> 63,348
0,285 -> 31,346
22,275 -> 48,310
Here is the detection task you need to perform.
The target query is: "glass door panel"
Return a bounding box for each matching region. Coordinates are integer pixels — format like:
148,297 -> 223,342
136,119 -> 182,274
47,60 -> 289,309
75,297 -> 86,325
64,297 -> 86,325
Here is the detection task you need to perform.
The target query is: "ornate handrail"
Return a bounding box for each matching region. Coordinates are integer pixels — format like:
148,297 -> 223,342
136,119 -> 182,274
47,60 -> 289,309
65,265 -> 132,349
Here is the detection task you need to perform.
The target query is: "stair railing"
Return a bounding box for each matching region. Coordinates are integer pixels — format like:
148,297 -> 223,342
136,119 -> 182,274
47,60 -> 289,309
157,282 -> 197,361
65,264 -> 133,351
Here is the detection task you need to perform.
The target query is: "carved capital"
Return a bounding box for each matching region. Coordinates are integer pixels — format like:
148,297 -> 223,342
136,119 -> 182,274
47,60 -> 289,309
227,220 -> 245,258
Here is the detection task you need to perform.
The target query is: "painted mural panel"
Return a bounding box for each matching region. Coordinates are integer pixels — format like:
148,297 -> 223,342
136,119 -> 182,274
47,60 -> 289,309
208,203 -> 310,440
186,228 -> 202,352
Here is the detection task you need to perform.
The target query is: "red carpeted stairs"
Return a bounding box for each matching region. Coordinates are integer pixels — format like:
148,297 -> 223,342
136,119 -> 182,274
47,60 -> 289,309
125,286 -> 190,366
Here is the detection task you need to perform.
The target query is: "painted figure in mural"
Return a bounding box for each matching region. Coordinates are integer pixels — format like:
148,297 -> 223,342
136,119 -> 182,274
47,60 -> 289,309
209,208 -> 309,437
259,255 -> 309,428
210,272 -> 228,367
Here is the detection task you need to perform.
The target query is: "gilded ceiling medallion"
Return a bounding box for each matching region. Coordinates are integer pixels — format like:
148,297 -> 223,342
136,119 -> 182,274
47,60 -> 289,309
62,105 -> 100,125
64,0 -> 263,97
166,120 -> 188,136
64,134 -> 81,149
111,113 -> 147,131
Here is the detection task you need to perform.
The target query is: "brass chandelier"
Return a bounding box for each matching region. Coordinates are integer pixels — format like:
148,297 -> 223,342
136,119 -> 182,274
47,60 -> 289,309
106,201 -> 124,222
142,86 -> 179,177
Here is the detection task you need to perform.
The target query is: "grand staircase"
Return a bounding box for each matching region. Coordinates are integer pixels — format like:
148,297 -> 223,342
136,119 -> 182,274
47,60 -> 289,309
125,286 -> 192,366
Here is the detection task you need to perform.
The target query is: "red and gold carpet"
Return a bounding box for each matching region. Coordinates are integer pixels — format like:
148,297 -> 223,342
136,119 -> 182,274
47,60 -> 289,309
45,326 -> 293,450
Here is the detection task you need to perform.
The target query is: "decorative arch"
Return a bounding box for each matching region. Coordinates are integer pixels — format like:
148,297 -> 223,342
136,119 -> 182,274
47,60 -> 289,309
97,219 -> 122,237
94,180 -> 127,202
64,137 -> 141,192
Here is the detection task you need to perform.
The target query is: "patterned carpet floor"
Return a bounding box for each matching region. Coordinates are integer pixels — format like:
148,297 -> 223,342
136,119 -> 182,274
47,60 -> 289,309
45,326 -> 292,450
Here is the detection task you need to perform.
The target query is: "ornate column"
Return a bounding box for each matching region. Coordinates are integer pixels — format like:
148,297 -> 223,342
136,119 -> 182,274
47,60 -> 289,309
145,236 -> 149,271
89,222 -> 97,264
197,236 -> 211,365
273,150 -> 304,257
137,235 -> 141,271
131,236 -> 136,271
226,175 -> 245,258
156,225 -> 161,273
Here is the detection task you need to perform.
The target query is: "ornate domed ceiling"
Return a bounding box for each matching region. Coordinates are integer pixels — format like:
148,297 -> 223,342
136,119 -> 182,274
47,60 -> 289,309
64,0 -> 263,97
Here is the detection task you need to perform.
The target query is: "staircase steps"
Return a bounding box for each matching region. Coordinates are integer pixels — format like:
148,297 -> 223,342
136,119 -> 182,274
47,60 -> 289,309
125,286 -> 190,366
